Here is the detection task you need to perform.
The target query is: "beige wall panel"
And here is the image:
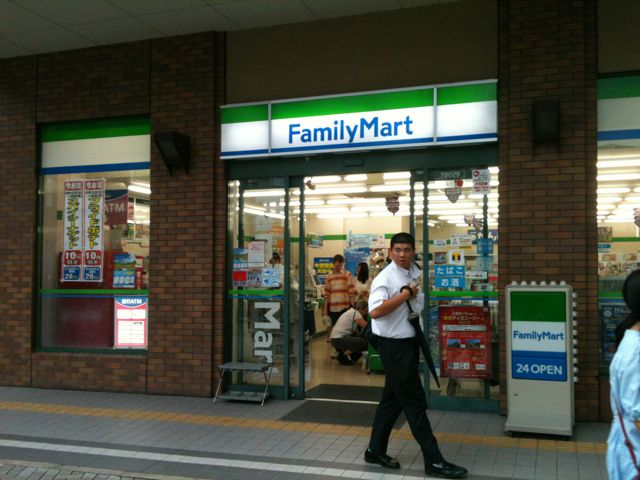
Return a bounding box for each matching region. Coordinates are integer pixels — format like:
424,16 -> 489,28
599,0 -> 640,73
227,0 -> 496,103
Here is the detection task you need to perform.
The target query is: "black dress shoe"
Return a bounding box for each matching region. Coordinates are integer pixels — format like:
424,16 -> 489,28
425,460 -> 468,479
364,448 -> 401,469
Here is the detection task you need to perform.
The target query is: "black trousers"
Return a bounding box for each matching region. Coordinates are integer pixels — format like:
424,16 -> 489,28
368,336 -> 444,465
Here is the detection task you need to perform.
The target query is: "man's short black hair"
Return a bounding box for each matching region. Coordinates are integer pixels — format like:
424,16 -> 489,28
390,232 -> 415,249
333,254 -> 345,263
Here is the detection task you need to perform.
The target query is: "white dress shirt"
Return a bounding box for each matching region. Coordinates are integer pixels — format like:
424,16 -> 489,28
368,261 -> 421,339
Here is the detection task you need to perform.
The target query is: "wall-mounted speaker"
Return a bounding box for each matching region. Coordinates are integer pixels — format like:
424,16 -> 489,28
154,131 -> 191,174
532,100 -> 560,144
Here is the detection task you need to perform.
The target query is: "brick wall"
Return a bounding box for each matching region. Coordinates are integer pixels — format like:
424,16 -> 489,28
31,353 -> 146,392
0,57 -> 37,386
0,33 -> 225,395
147,33 -> 221,396
498,0 -> 599,421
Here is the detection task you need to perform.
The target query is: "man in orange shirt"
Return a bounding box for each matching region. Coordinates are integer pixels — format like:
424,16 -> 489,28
322,254 -> 356,340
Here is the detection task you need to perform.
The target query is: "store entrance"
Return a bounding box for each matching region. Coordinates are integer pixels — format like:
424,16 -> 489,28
226,163 -> 500,411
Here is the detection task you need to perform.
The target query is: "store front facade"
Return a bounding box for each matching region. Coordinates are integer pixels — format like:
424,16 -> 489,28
222,81 -> 501,411
2,0 -> 640,422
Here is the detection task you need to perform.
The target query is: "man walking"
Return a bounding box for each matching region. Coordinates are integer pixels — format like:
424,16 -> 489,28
364,232 -> 467,479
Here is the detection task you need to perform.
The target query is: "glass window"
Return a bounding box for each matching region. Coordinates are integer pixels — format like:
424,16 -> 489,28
38,117 -> 150,350
596,75 -> 640,374
597,145 -> 640,373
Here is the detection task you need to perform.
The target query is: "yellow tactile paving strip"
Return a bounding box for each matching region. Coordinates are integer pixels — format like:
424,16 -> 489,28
0,401 -> 606,455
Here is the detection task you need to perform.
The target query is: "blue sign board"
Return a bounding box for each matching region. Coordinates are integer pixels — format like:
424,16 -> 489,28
511,351 -> 567,381
434,265 -> 466,289
477,238 -> 494,255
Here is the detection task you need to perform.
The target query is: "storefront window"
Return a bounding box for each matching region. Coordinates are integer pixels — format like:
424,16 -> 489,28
37,117 -> 150,350
597,75 -> 640,374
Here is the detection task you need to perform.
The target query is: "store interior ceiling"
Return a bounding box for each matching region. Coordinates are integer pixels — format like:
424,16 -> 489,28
598,146 -> 640,225
242,168 -> 500,228
0,0 -> 457,60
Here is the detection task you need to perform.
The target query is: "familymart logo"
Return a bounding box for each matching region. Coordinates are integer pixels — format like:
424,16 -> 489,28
287,114 -> 417,146
220,81 -> 497,158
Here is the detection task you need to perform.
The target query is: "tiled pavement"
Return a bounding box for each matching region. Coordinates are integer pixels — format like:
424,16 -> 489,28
0,386 -> 609,479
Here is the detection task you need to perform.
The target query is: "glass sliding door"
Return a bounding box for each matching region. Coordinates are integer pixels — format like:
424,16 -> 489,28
422,168 -> 500,411
227,178 -> 289,397
288,181 -> 304,396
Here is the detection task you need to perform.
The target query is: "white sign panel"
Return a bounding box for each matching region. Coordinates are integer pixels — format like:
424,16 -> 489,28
472,168 -> 491,193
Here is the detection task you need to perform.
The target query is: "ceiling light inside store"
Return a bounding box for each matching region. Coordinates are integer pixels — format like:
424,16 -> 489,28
316,212 -> 368,219
597,159 -> 640,168
598,187 -> 631,194
326,197 -> 386,205
369,211 -> 411,217
243,189 -> 285,197
305,186 -> 367,195
128,185 -> 151,195
383,172 -> 411,180
344,174 -> 368,182
289,199 -> 325,206
597,173 -> 640,182
305,175 -> 342,184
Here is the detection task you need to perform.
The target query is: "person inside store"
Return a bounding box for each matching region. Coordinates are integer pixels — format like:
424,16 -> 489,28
607,268 -> 640,480
330,299 -> 369,365
354,262 -> 372,302
268,252 -> 284,287
364,232 -> 468,479
322,254 -> 356,341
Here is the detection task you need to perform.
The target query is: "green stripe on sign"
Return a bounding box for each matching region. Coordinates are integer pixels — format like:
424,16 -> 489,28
437,83 -> 497,106
598,76 -> 640,100
272,89 -> 434,120
41,116 -> 150,142
221,104 -> 269,124
510,291 -> 566,322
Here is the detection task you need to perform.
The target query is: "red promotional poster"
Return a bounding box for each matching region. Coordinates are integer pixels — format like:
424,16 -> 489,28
439,305 -> 492,379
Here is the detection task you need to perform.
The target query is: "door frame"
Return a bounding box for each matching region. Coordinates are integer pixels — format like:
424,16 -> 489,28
225,144 -> 499,408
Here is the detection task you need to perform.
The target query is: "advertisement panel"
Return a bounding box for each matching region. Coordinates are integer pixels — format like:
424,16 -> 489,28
438,306 -> 491,378
61,179 -> 105,283
114,296 -> 148,348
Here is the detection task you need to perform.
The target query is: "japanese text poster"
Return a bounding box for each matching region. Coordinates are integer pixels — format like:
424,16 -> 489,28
114,296 -> 148,348
439,305 -> 492,378
61,179 -> 105,282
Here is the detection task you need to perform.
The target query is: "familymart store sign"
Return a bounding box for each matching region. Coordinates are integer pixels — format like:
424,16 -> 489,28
221,80 -> 497,159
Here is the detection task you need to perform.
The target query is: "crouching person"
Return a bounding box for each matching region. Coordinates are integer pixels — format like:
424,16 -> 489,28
330,300 -> 369,365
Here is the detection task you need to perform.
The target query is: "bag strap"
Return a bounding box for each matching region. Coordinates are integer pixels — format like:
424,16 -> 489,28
614,395 -> 640,478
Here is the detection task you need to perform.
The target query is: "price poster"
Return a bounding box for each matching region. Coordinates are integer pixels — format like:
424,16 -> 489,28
313,257 -> 334,285
82,179 -> 105,282
61,179 -> 105,282
114,296 -> 148,348
61,181 -> 84,281
439,305 -> 491,378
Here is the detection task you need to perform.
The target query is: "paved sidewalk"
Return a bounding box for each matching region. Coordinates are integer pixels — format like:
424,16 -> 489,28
0,386 -> 609,479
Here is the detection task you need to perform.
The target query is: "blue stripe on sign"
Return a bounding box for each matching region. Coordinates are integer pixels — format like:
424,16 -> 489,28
511,353 -> 567,381
512,350 -> 566,359
598,129 -> 640,141
270,137 -> 435,154
437,133 -> 497,142
221,149 -> 270,158
42,162 -> 150,175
